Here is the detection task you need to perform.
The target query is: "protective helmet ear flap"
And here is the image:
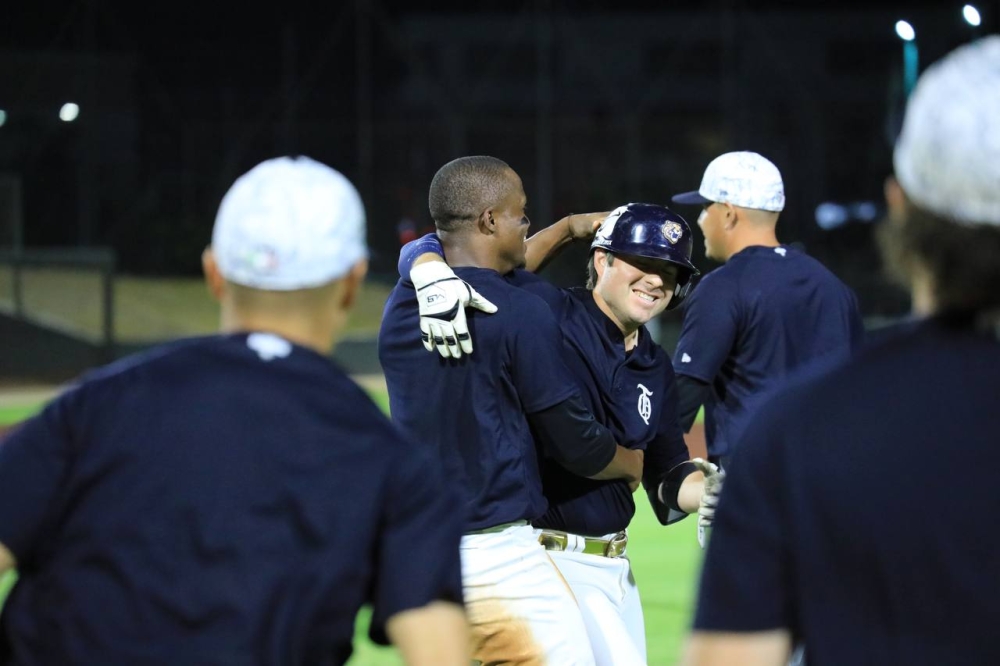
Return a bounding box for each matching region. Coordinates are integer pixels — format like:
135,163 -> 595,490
666,274 -> 695,311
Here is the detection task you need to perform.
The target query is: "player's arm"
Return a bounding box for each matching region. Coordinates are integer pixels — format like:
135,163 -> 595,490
386,601 -> 469,666
523,212 -> 609,273
681,630 -> 792,666
0,541 -> 16,574
528,395 -> 643,485
676,374 -> 711,432
397,234 -> 497,359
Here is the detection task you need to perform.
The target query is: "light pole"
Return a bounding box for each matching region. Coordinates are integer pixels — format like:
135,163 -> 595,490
895,20 -> 918,98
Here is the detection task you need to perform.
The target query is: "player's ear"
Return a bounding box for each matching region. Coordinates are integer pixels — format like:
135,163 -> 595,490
722,203 -> 738,230
339,258 -> 369,310
478,209 -> 496,235
593,249 -> 610,279
884,175 -> 908,222
202,247 -> 226,301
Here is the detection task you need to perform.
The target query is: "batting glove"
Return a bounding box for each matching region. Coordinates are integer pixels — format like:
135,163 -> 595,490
691,457 -> 725,548
411,261 -> 498,359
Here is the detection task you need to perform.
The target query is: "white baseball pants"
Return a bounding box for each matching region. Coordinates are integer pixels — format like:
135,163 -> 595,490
461,523 -> 595,666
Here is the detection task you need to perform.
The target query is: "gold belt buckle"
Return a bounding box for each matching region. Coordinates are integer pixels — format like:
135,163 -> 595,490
604,531 -> 628,558
539,531 -> 569,552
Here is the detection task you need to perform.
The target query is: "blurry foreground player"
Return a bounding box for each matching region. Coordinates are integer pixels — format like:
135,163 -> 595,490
683,37 -> 1000,666
0,157 -> 467,666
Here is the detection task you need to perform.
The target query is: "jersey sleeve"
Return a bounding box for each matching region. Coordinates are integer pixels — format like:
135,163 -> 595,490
508,294 -> 580,414
367,434 -> 465,645
692,400 -> 795,632
0,392 -> 76,562
673,273 -> 740,383
644,371 -> 697,524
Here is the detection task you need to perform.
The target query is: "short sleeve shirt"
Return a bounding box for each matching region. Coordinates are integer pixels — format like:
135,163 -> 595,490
0,334 -> 463,666
674,245 -> 863,457
512,273 -> 692,536
378,268 -> 579,532
694,318 -> 1000,665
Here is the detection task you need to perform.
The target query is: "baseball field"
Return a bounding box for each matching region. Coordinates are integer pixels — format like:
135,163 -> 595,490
0,390 -> 705,666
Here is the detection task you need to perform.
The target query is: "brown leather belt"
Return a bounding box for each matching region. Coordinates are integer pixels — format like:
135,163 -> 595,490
538,529 -> 628,558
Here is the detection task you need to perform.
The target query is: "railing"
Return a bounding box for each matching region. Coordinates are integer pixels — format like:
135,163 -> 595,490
0,247 -> 117,352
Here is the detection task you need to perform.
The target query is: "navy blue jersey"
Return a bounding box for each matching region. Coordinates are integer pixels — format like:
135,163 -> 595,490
378,267 -> 578,532
674,245 -> 863,458
512,272 -> 691,536
0,334 -> 463,666
694,317 -> 1000,665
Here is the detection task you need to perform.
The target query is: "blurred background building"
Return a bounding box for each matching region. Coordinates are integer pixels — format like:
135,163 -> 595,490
1,0 -> 995,377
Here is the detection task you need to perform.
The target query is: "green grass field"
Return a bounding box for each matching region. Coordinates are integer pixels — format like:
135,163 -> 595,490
0,390 -> 703,665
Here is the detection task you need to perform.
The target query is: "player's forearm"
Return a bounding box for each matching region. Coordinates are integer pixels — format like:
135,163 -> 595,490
527,396 -> 624,478
676,472 -> 706,514
0,542 -> 16,574
676,374 -> 711,433
386,601 -> 470,666
588,444 -> 643,485
524,216 -> 576,273
398,233 -> 445,279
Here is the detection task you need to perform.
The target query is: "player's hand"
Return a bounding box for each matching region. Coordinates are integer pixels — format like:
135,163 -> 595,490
411,261 -> 498,359
691,458 -> 725,548
567,211 -> 612,240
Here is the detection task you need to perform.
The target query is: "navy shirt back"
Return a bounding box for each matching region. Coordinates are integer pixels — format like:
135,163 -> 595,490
512,273 -> 691,536
674,245 -> 863,457
378,267 -> 578,532
694,317 -> 1000,665
0,334 -> 463,666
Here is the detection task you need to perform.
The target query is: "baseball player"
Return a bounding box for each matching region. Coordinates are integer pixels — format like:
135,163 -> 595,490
668,151 -> 864,470
397,202 -> 725,665
683,37 -> 1000,666
379,156 -> 646,665
0,157 -> 468,666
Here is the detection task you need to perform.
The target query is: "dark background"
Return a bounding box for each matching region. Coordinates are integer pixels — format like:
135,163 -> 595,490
2,0 -> 995,317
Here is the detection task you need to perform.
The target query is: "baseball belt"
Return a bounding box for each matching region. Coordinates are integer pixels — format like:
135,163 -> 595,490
538,529 -> 628,558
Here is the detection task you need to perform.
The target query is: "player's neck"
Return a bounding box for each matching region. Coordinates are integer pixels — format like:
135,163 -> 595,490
440,235 -> 515,274
724,230 -> 780,261
590,291 -> 640,351
219,307 -> 344,356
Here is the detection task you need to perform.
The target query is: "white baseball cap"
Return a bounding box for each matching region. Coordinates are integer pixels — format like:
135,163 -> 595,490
672,151 -> 786,212
212,156 -> 367,290
893,36 -> 1000,227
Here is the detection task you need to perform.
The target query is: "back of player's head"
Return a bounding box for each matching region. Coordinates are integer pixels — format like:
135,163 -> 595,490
212,156 -> 367,290
428,156 -> 515,232
671,151 -> 785,214
882,36 -> 1000,314
893,36 -> 1000,228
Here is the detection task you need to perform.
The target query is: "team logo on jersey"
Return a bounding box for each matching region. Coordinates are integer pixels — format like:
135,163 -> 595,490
662,221 -> 684,245
637,383 -> 653,425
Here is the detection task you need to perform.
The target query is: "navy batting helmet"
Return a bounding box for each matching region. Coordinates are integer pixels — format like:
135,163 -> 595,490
590,203 -> 700,310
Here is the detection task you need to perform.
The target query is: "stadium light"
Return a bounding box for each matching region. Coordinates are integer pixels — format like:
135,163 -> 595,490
59,102 -> 80,122
895,21 -> 919,97
0,110 -> 6,128
963,4 -> 982,27
895,20 -> 916,41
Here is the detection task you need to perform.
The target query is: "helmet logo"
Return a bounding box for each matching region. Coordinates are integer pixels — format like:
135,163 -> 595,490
662,221 -> 684,245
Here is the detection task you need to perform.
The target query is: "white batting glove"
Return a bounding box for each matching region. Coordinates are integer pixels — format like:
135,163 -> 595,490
411,261 -> 498,359
691,458 -> 725,549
